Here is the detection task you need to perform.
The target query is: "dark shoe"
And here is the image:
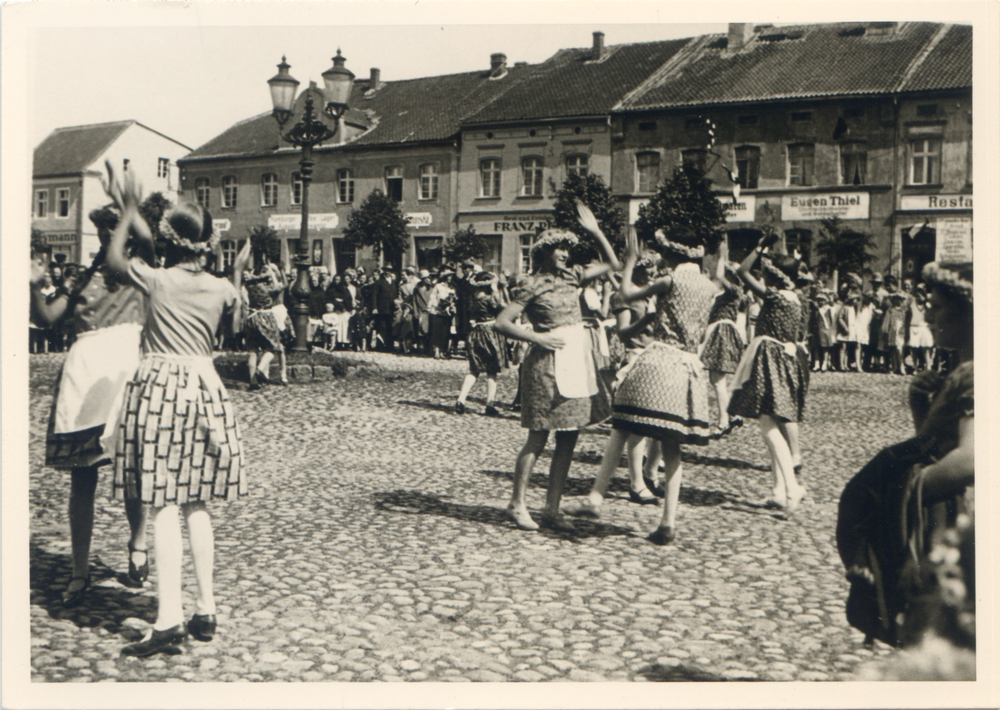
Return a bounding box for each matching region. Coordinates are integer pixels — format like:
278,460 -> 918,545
61,576 -> 90,608
188,614 -> 216,642
629,488 -> 659,505
248,382 -> 262,392
127,542 -> 149,587
455,402 -> 466,414
646,525 -> 676,546
539,514 -> 576,533
643,476 -> 666,499
484,405 -> 500,417
121,624 -> 187,657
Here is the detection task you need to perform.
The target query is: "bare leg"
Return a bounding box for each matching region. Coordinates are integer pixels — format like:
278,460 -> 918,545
643,438 -> 663,482
151,504 -> 185,630
647,436 -> 683,545
68,466 -> 99,581
247,351 -> 259,384
585,427 -> 629,507
259,350 -> 275,380
543,430 -> 580,518
625,434 -> 651,493
777,420 -> 801,470
457,373 -> 477,405
485,376 -> 498,406
125,497 -> 149,566
182,501 -> 216,616
759,415 -> 805,510
507,430 -> 548,529
709,370 -> 730,429
278,350 -> 288,383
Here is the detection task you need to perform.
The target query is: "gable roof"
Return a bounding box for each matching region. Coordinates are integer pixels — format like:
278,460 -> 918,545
617,22 -> 965,111
462,39 -> 690,125
899,24 -> 972,93
34,120 -> 192,177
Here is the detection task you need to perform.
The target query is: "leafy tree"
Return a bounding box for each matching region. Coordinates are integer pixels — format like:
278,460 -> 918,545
248,225 -> 282,266
551,173 -> 626,263
633,164 -> 727,254
138,192 -> 173,241
813,217 -> 878,287
443,226 -> 489,264
342,189 -> 409,271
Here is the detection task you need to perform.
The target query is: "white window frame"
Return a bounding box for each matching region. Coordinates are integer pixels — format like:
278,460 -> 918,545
840,142 -> 868,186
221,239 -> 237,272
291,173 -> 303,206
337,169 -> 354,203
566,154 -> 589,178
787,143 -> 815,187
419,164 -> 439,201
195,178 -> 210,209
909,138 -> 941,185
261,173 -> 278,207
222,176 -> 238,208
521,156 -> 543,197
35,189 -> 48,218
57,188 -> 70,218
636,152 -> 660,193
385,166 -> 403,202
157,157 -> 169,179
520,233 -> 533,274
480,158 -> 501,198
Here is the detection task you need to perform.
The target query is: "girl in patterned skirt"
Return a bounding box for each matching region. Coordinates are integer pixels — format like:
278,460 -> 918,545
700,259 -> 747,436
493,202 -> 621,532
455,271 -> 508,416
727,233 -> 807,513
563,226 -> 722,545
102,165 -> 250,657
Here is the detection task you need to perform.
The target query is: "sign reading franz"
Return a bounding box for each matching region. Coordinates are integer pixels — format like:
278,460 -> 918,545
781,192 -> 869,220
268,213 -> 340,231
900,194 -> 973,211
470,214 -> 552,233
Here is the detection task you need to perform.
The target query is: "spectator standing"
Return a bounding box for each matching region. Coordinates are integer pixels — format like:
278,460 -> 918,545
371,268 -> 399,352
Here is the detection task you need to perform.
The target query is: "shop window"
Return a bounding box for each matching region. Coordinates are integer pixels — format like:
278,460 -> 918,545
222,176 -> 238,208
566,154 -> 589,178
261,173 -> 278,207
57,189 -> 70,218
841,143 -> 868,186
787,144 -> 814,186
682,148 -> 709,175
333,239 -> 356,274
158,157 -> 170,179
910,138 -> 941,185
415,236 -> 443,271
419,164 -> 439,201
480,158 -> 501,198
520,234 -> 534,274
291,173 -> 303,206
735,146 -> 760,189
35,190 -> 47,218
902,225 -> 936,281
337,169 -> 353,204
636,152 -> 660,193
482,235 -> 503,274
784,228 -> 812,264
521,156 -> 543,197
195,178 -> 210,210
385,166 -> 403,202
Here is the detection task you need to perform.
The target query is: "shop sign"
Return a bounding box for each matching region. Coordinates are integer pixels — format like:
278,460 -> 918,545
45,232 -> 77,244
213,219 -> 231,233
268,213 -> 339,231
935,217 -> 973,264
781,192 -> 869,220
900,194 -> 973,211
719,195 -> 757,223
468,213 -> 551,233
406,213 -> 433,229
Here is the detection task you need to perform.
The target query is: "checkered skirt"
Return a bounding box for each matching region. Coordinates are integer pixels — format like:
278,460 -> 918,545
111,354 -> 247,507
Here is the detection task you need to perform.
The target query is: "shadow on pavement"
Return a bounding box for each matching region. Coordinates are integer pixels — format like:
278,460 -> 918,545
637,662 -> 765,681
680,451 -> 770,471
372,489 -> 635,540
29,539 -> 155,635
396,398 -> 521,421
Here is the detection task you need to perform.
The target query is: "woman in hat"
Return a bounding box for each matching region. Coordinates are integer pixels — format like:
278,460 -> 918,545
563,224 -> 722,545
727,233 -> 808,513
29,206 -> 151,607
428,269 -> 456,359
699,257 -> 747,436
455,271 -> 508,415
494,202 -> 621,532
883,291 -> 909,375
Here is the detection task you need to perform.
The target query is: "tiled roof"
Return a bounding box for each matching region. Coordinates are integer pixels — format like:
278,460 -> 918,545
899,24 -> 972,93
618,22 -> 959,110
33,121 -> 133,176
462,39 -> 690,124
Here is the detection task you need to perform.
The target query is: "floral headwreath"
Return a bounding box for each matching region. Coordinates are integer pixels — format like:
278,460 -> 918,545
530,229 -> 579,256
159,218 -> 220,255
922,261 -> 973,304
653,230 -> 705,259
761,256 -> 796,290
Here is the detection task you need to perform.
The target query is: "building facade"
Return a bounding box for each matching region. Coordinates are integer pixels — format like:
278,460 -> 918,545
32,121 -> 191,263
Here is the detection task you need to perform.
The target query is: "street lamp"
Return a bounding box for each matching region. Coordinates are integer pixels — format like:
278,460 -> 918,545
267,51 -> 355,352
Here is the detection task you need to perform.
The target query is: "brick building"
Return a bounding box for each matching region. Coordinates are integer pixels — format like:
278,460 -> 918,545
32,121 -> 190,263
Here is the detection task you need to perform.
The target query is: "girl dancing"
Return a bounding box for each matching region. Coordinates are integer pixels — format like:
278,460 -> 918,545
456,271 -> 509,416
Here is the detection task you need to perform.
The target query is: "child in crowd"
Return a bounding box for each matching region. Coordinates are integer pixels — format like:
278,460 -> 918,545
456,271 -> 508,416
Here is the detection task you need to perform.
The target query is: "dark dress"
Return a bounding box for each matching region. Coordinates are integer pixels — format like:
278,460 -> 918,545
513,266 -> 611,431
465,291 -> 508,377
728,288 -> 805,422
243,280 -> 285,351
699,286 -> 745,373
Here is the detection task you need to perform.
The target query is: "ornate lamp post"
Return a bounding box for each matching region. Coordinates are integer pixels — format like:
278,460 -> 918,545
267,51 -> 355,352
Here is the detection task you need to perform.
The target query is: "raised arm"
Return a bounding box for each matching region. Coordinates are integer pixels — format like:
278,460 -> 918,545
576,200 -> 623,282
737,236 -> 770,299
29,255 -> 71,326
618,226 -> 670,303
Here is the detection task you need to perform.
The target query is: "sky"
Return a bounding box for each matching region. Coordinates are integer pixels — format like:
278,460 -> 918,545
28,20 -> 727,152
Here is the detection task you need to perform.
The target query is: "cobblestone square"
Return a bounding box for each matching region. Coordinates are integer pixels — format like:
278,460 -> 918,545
24,351 -> 918,683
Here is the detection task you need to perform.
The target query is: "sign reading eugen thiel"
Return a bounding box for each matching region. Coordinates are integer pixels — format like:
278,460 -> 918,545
781,192 -> 869,220
900,194 -> 973,211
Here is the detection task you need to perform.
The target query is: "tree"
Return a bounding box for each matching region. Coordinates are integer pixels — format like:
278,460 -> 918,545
813,217 -> 878,289
137,192 -> 174,261
633,164 -> 727,254
443,226 -> 489,264
248,225 -> 282,266
342,189 -> 410,271
551,173 -> 626,263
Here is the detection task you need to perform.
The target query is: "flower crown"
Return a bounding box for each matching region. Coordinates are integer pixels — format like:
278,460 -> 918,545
530,229 -> 579,256
159,218 -> 220,255
762,256 -> 795,290
922,261 -> 973,304
653,230 -> 705,259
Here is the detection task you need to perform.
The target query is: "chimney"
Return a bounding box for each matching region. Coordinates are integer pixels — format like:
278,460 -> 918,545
727,23 -> 754,51
490,53 -> 507,73
369,68 -> 381,91
592,31 -> 605,60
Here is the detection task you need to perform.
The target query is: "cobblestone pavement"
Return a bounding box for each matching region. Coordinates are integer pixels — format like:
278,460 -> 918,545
27,351 -> 913,682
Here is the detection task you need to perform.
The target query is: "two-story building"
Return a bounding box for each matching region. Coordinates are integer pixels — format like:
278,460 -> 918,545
611,22 -> 972,277
32,120 -> 190,263
456,34 -> 690,274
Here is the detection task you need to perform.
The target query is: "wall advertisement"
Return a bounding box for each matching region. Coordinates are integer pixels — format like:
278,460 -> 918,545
781,192 -> 869,220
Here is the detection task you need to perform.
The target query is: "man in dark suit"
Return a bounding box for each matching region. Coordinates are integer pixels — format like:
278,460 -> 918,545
371,268 -> 399,352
